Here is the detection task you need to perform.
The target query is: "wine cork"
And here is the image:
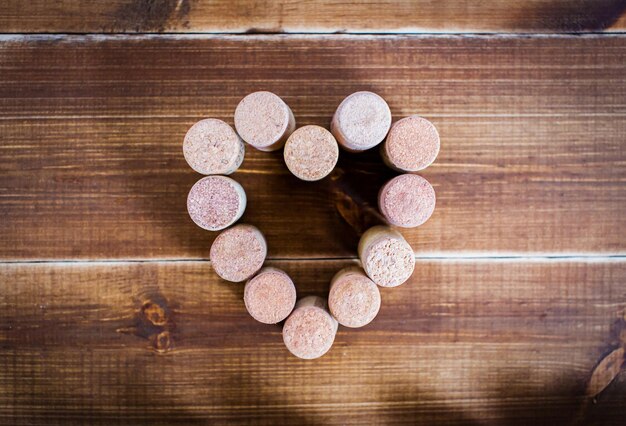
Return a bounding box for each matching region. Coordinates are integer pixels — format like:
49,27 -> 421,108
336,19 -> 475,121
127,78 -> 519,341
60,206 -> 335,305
234,91 -> 296,152
378,174 -> 436,228
282,296 -> 338,360
381,115 -> 440,172
244,267 -> 297,324
358,226 -> 415,288
183,118 -> 245,175
331,91 -> 392,152
187,176 -> 246,231
283,125 -> 339,181
328,267 -> 381,328
210,224 -> 267,282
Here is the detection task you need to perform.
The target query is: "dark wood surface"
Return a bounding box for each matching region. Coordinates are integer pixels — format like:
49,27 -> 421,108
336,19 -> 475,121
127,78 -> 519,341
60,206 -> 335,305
1,36 -> 625,260
1,260 -> 625,425
1,2 -> 625,425
1,0 -> 626,33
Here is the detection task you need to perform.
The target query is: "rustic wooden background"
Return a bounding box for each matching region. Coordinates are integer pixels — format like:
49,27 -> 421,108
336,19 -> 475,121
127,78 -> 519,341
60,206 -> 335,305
1,1 -> 626,425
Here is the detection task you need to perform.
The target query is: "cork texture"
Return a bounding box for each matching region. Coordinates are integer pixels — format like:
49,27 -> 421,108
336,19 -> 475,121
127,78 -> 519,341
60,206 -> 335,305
328,267 -> 381,328
358,226 -> 415,287
282,296 -> 338,360
283,125 -> 339,181
183,118 -> 245,175
382,115 -> 440,172
244,267 -> 297,324
210,224 -> 267,282
331,91 -> 391,152
187,176 -> 246,231
234,91 -> 296,152
378,174 -> 436,228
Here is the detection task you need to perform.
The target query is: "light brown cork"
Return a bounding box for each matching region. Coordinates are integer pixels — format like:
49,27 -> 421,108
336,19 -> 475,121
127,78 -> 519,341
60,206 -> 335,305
210,224 -> 267,282
234,91 -> 296,152
381,115 -> 440,172
187,176 -> 246,231
328,267 -> 381,328
331,91 -> 391,152
183,118 -> 245,175
244,267 -> 297,324
358,226 -> 415,288
283,125 -> 339,181
378,174 -> 436,228
282,296 -> 338,360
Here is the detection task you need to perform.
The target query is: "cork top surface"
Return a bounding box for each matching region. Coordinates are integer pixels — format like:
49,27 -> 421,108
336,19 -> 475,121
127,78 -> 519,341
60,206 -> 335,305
244,267 -> 296,324
362,234 -> 415,287
332,91 -> 391,151
379,174 -> 436,228
210,224 -> 267,282
234,91 -> 292,149
283,305 -> 337,359
384,115 -> 440,172
187,176 -> 245,231
329,268 -> 381,328
183,118 -> 244,175
283,125 -> 339,181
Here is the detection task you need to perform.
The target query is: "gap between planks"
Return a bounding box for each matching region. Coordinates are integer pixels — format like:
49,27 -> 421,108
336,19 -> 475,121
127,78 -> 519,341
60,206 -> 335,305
1,253 -> 626,265
1,33 -> 626,42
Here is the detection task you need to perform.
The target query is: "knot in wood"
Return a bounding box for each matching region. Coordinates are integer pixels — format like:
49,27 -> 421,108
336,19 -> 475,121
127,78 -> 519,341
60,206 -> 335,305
142,301 -> 168,326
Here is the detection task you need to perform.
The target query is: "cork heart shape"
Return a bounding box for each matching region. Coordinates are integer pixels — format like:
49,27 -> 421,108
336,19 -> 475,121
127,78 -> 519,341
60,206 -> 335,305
183,91 -> 440,359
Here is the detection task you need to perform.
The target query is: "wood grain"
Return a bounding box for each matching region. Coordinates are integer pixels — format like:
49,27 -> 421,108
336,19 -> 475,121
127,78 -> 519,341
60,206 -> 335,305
1,35 -> 625,259
0,260 -> 624,425
2,4 -> 624,424
1,0 -> 626,33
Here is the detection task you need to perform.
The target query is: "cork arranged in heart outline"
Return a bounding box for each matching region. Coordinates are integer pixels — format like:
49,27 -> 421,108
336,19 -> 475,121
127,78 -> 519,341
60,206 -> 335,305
183,91 -> 440,359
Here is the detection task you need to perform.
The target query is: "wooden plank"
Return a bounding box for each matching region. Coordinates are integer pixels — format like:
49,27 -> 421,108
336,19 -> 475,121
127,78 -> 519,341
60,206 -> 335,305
1,35 -> 625,259
1,0 -> 626,33
0,260 -> 624,424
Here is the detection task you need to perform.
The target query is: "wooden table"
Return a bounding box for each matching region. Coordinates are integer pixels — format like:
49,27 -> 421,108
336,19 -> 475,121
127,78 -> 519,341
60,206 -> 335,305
1,1 -> 625,424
